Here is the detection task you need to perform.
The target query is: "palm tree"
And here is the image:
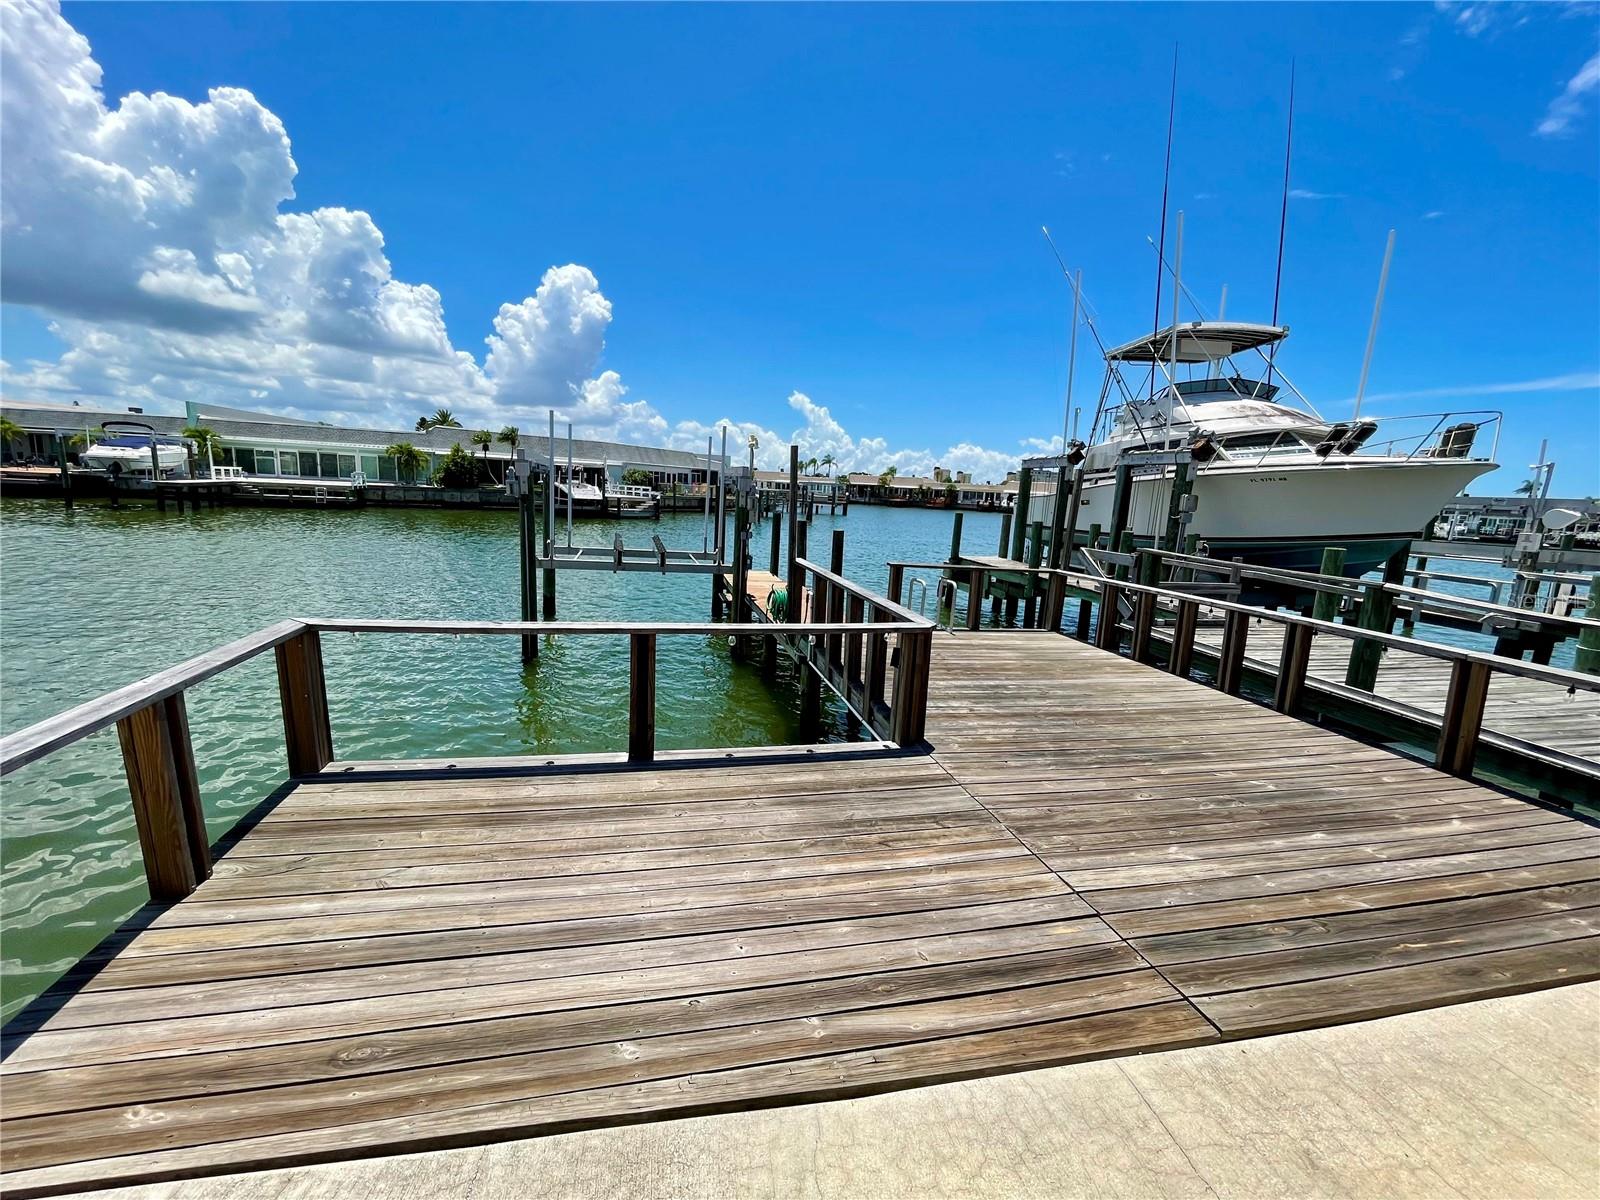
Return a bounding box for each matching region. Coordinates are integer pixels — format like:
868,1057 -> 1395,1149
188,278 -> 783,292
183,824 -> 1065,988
181,425 -> 221,475
415,407 -> 462,431
820,452 -> 837,477
384,442 -> 429,484
1514,479 -> 1538,497
470,429 -> 494,482
496,425 -> 520,451
804,456 -> 819,474
877,465 -> 898,489
1,417 -> 25,461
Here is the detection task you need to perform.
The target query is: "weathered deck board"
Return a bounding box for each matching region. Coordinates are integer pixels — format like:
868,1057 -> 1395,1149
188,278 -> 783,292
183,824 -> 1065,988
4,630 -> 1596,1196
1194,614 -> 1600,762
920,632 -> 1600,1042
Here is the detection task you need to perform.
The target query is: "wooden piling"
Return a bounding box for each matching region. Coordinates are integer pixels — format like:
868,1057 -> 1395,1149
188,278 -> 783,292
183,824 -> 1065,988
1009,468 -> 1032,562
1312,547 -> 1346,624
1578,575 -> 1600,675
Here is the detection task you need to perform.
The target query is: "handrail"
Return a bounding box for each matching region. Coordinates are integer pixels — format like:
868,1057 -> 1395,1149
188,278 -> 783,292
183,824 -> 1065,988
1058,567 -> 1599,692
3,587 -> 935,903
308,618 -> 928,635
1144,548 -> 1599,631
794,557 -> 931,626
0,619 -> 307,777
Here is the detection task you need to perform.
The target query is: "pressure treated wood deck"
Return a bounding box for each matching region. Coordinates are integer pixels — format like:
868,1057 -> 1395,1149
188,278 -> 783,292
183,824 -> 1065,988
3,632 -> 1597,1195
1188,615 -> 1600,765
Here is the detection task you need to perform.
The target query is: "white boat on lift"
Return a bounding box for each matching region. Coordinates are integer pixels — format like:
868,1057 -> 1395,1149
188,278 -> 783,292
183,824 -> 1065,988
78,433 -> 190,478
1064,321 -> 1498,575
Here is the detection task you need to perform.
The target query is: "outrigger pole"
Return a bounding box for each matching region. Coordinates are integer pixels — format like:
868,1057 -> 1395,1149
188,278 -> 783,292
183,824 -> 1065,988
1266,60 -> 1296,393
1149,44 -> 1179,404
1352,229 -> 1397,422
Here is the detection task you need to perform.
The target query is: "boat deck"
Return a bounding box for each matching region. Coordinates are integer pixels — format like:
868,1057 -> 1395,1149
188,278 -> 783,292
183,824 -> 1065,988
3,632 -> 1596,1195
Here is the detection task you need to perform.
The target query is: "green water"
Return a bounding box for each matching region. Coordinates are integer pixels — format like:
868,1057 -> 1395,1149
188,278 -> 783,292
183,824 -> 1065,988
0,498 -> 1002,1019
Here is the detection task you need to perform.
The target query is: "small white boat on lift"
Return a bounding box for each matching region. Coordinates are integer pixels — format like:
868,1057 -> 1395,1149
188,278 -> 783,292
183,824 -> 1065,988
78,433 -> 190,478
1062,321 -> 1498,575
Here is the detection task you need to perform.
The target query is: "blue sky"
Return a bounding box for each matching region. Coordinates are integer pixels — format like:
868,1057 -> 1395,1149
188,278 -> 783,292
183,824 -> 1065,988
3,1 -> 1597,491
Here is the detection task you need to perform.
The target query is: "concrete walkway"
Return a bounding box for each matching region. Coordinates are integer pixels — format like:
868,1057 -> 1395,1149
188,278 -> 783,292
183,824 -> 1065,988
71,982 -> 1598,1200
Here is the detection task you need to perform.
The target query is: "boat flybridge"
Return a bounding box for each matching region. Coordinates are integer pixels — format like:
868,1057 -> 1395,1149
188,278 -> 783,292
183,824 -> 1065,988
1066,320 -> 1499,575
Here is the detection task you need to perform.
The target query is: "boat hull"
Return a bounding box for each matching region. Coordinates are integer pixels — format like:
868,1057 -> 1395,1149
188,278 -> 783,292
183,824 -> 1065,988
1073,457 -> 1495,576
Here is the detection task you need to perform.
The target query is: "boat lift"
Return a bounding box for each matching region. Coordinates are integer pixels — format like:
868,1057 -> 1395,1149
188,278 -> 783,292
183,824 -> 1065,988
510,415 -> 748,660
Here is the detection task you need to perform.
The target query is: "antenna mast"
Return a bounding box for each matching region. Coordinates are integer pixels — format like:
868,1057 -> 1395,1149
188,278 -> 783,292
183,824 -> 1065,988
1265,60 -> 1295,392
1149,45 -> 1178,403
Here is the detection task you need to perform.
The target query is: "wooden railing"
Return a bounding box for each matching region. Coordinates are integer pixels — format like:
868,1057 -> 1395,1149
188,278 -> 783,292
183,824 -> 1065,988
0,604 -> 934,903
886,556 -> 1600,796
789,558 -> 934,746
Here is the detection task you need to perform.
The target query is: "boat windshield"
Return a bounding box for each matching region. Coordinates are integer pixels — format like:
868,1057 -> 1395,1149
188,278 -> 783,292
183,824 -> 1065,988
92,436 -> 187,448
1174,377 -> 1279,403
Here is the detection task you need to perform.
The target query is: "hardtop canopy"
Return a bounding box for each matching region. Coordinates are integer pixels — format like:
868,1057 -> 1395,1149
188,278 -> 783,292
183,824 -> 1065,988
1104,321 -> 1288,364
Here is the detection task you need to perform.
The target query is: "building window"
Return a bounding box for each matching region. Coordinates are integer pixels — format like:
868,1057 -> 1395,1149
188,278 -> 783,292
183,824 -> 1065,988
377,456 -> 397,482
319,452 -> 339,477
254,449 -> 277,474
337,453 -> 357,478
360,454 -> 379,479
297,451 -> 317,476
279,452 -> 299,476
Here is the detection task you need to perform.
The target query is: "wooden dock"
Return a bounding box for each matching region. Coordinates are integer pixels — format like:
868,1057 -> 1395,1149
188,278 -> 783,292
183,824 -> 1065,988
4,630 -> 1596,1195
1190,615 -> 1600,766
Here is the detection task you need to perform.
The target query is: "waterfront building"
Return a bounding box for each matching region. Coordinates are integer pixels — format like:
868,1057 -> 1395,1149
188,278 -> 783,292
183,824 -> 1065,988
0,399 -> 725,489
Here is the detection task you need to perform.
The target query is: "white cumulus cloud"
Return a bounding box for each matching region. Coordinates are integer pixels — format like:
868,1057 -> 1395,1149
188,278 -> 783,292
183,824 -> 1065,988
0,0 -> 1028,474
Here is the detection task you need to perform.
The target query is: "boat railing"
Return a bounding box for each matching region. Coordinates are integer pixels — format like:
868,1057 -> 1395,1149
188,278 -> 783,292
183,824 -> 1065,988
0,593 -> 935,903
1358,409 -> 1504,461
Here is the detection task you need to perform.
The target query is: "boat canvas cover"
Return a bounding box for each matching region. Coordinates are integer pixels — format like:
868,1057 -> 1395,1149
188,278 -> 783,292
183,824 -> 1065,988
92,436 -> 188,448
1105,321 -> 1287,364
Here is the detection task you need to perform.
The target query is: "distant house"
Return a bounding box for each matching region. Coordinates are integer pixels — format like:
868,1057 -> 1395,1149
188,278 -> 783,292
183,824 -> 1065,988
0,399 -> 724,488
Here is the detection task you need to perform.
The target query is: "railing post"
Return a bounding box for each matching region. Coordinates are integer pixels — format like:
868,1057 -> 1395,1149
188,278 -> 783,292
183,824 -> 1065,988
846,593 -> 866,711
1218,610 -> 1250,695
865,610 -> 888,728
276,628 -> 333,777
115,695 -> 211,900
1273,623 -> 1314,714
1130,588 -> 1157,663
967,568 -> 986,631
788,519 -> 807,622
1437,658 -> 1491,776
1170,598 -> 1198,677
769,511 -> 782,577
887,562 -> 905,608
891,628 -> 931,747
1043,571 -> 1066,633
629,632 -> 656,762
1095,583 -> 1123,652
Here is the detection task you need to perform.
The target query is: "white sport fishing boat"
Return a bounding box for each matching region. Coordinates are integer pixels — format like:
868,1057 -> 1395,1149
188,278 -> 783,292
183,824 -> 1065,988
1065,321 -> 1498,575
78,433 -> 190,478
